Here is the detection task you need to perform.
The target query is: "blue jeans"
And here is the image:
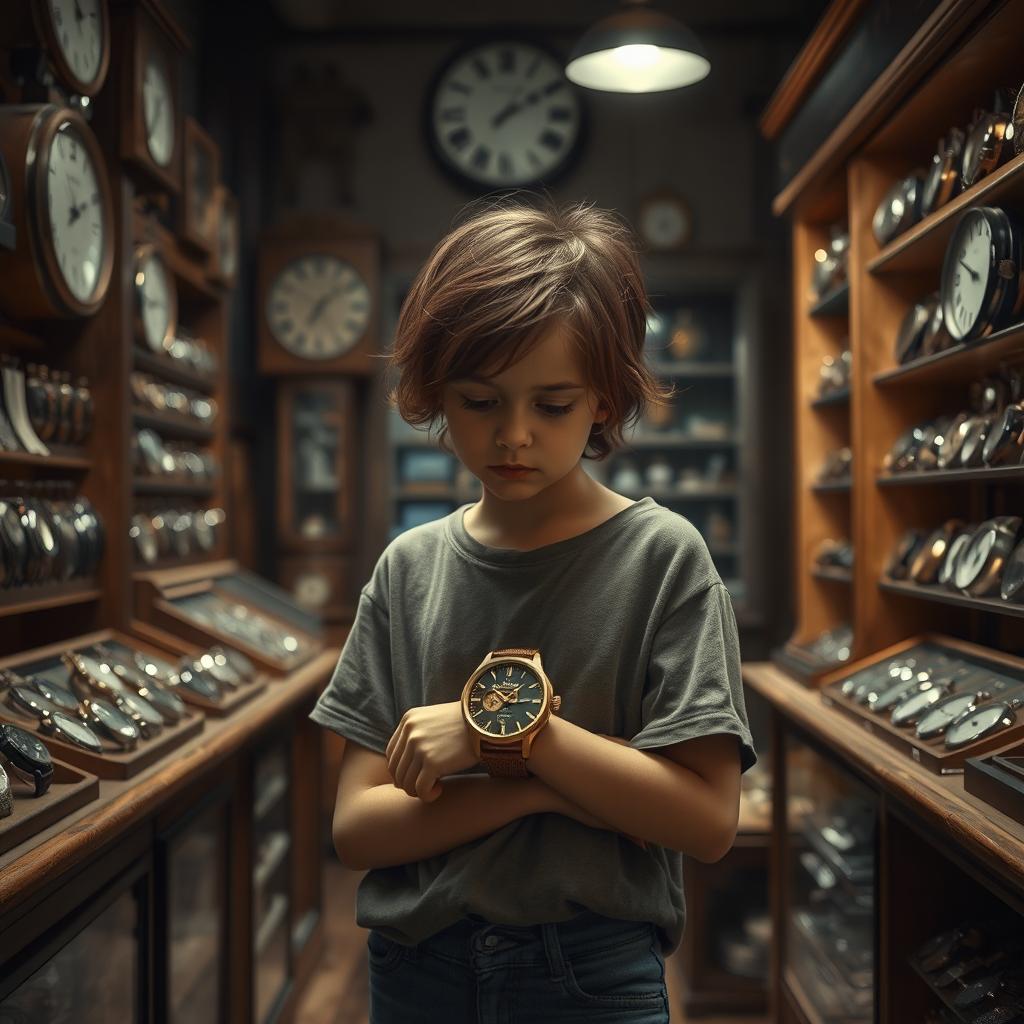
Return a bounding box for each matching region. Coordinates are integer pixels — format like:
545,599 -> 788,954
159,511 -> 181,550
366,909 -> 670,1023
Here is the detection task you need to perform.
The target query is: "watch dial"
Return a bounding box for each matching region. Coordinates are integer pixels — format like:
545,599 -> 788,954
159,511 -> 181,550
46,120 -> 107,303
945,702 -> 1010,748
266,255 -> 371,360
953,526 -> 996,591
916,691 -> 979,738
30,677 -> 81,712
2,723 -> 51,766
137,250 -> 173,351
466,661 -> 546,738
50,710 -> 103,752
941,210 -> 993,341
47,0 -> 106,92
78,653 -> 131,697
143,52 -> 174,168
640,199 -> 690,250
88,697 -> 139,741
429,41 -> 583,189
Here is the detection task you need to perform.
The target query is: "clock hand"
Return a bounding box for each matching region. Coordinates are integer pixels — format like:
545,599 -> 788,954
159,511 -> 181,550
74,0 -> 85,21
959,259 -> 980,284
306,290 -> 337,326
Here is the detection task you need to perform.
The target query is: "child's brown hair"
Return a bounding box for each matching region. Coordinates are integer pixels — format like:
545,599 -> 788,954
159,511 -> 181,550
384,192 -> 676,460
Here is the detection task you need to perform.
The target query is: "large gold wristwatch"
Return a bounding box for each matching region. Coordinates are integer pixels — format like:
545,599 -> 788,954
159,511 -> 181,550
460,647 -> 561,778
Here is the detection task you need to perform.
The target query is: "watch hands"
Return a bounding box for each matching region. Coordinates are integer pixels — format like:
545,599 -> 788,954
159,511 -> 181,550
491,87 -> 545,129
74,0 -> 85,21
959,259 -> 980,283
306,290 -> 338,326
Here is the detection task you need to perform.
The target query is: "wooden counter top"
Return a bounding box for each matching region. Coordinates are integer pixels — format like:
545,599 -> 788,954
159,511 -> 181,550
0,646 -> 340,915
743,661 -> 1024,889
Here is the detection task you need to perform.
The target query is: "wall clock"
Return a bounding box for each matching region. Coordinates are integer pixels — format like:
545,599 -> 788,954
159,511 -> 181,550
0,104 -> 114,320
257,222 -> 380,376
210,184 -> 239,288
179,116 -> 219,253
424,38 -> 586,192
133,242 -> 177,353
638,190 -> 693,251
30,0 -> 111,98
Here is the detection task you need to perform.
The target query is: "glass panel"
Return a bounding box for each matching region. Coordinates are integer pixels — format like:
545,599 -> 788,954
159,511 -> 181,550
785,735 -> 876,1023
168,802 -> 226,1024
0,887 -> 139,1022
291,389 -> 341,542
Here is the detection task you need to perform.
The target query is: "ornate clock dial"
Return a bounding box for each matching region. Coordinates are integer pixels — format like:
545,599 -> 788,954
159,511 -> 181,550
429,40 -> 583,189
136,248 -> 175,352
266,254 -> 371,360
45,0 -> 107,94
466,662 -> 545,737
143,52 -> 174,168
46,121 -> 107,304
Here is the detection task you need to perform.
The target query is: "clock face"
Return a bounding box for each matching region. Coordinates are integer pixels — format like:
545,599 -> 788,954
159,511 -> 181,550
266,254 -> 371,360
428,40 -> 584,189
219,202 -> 238,279
294,571 -> 330,610
640,198 -> 691,250
143,52 -> 174,168
46,121 -> 108,304
46,0 -> 106,93
137,250 -> 174,351
941,210 -> 994,342
465,661 -> 546,738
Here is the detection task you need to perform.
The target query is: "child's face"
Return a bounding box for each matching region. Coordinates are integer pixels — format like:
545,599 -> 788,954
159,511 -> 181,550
441,319 -> 607,493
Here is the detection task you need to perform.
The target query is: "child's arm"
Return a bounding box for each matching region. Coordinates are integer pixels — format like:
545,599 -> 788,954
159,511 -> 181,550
333,740 -> 558,871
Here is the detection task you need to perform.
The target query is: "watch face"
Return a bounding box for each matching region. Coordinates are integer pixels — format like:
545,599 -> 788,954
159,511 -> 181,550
640,198 -> 691,250
8,684 -> 61,720
45,0 -> 107,93
49,710 -> 103,752
30,678 -> 80,713
944,701 -> 1014,749
427,40 -> 584,190
916,691 -> 981,739
118,689 -> 164,728
46,120 -> 108,304
266,255 -> 371,360
77,653 -> 131,697
137,250 -> 174,352
466,660 -> 547,739
1,723 -> 51,768
86,697 -> 140,744
143,52 -> 174,168
941,208 -> 997,342
891,681 -> 950,726
953,526 -> 998,591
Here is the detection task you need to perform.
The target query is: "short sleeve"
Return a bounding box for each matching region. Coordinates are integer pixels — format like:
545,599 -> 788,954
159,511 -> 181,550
631,581 -> 757,774
308,588 -> 396,754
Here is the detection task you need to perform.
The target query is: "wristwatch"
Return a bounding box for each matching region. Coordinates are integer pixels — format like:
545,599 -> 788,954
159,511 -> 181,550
0,722 -> 53,797
461,647 -> 561,778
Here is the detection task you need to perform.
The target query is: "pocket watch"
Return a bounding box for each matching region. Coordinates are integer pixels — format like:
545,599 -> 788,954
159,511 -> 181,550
953,517 -> 1022,595
38,709 -> 104,754
940,528 -> 976,589
62,650 -> 132,702
885,529 -> 927,580
958,414 -> 995,468
25,676 -> 81,714
937,412 -> 973,469
909,520 -> 966,584
872,174 -> 923,247
982,402 -> 1024,466
113,689 -> 164,738
93,644 -> 185,724
4,683 -> 63,724
962,108 -> 1013,188
921,129 -> 965,217
79,696 -> 139,751
891,676 -> 954,727
868,669 -> 935,713
940,206 -> 1024,343
945,695 -> 1024,749
0,723 -> 53,797
894,296 -> 939,364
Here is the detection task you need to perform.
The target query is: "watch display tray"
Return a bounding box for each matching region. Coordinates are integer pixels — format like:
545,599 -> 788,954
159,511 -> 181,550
129,619 -> 269,717
0,758 -> 98,856
771,640 -> 847,687
964,739 -> 1024,828
819,634 -> 1024,774
0,629 -> 206,780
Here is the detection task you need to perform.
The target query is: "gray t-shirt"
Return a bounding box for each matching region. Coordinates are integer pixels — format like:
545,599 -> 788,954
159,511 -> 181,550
309,495 -> 756,956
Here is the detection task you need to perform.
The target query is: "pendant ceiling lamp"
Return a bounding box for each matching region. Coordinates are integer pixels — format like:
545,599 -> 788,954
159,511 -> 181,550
565,1 -> 710,94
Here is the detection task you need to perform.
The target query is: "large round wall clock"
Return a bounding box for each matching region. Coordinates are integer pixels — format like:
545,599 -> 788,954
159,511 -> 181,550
0,104 -> 114,321
265,254 -> 372,361
32,0 -> 111,98
425,38 -> 586,191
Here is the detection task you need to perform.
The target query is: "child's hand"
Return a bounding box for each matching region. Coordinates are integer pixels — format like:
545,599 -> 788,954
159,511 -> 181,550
385,700 -> 480,802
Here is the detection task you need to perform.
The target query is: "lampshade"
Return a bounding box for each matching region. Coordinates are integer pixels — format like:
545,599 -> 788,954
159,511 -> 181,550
565,5 -> 710,94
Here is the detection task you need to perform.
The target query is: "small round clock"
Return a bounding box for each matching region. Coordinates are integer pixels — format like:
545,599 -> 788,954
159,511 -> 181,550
265,254 -> 372,361
34,0 -> 111,98
940,206 -> 1024,343
134,244 -> 177,353
143,50 -> 175,169
638,192 -> 692,251
425,38 -> 585,191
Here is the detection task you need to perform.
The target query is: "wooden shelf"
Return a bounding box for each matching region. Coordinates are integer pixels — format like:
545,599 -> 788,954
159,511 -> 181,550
878,578 -> 1024,619
811,477 -> 851,492
133,410 -> 215,442
873,323 -> 1024,389
812,566 -> 853,584
810,387 -> 849,409
0,448 -> 91,472
808,281 -> 849,318
0,580 -> 101,618
878,465 -> 1024,486
133,478 -> 215,498
134,349 -> 218,395
867,151 -> 1024,276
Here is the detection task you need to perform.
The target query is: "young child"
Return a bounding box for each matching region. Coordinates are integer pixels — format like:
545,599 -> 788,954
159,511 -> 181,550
310,194 -> 757,1023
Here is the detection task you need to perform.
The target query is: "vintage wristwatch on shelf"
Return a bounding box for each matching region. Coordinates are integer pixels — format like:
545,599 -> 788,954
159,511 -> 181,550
461,647 -> 561,778
0,722 -> 53,797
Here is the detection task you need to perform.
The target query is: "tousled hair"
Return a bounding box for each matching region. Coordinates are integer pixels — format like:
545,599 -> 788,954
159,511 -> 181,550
382,192 -> 676,460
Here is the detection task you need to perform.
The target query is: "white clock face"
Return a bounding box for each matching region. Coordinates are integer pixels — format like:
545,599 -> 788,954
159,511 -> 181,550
138,251 -> 173,351
294,572 -> 330,610
143,53 -> 174,168
47,0 -> 105,91
430,41 -> 583,189
46,122 -> 107,304
219,204 -> 238,278
266,255 -> 371,360
640,199 -> 690,249
942,211 -> 992,341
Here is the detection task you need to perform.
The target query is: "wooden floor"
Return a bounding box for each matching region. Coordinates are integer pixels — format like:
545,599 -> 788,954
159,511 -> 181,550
295,855 -> 768,1024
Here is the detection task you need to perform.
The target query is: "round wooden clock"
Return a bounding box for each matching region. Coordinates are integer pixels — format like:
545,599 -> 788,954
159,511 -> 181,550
32,0 -> 111,98
133,243 -> 177,353
0,104 -> 114,320
425,38 -> 586,191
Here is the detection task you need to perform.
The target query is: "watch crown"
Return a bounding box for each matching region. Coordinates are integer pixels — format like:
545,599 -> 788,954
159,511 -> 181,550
551,695 -> 561,714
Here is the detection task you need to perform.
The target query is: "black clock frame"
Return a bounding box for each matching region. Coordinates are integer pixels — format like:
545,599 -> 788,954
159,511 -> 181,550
422,32 -> 590,196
